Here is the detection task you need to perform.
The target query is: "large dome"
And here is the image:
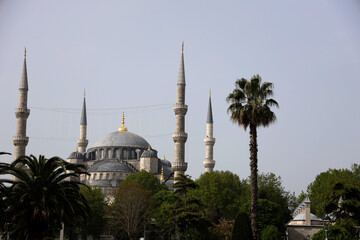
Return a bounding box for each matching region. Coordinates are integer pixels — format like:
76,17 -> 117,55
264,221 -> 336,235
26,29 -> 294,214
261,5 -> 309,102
92,130 -> 150,149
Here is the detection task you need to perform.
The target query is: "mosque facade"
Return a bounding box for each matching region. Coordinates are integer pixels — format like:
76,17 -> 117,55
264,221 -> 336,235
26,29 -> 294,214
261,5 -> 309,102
13,45 -> 216,195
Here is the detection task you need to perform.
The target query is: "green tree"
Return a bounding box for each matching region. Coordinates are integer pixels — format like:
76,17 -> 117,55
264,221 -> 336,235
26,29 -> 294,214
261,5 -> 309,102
152,189 -> 181,238
68,186 -> 107,240
231,211 -> 252,240
307,168 -> 359,217
121,170 -> 167,194
311,225 -> 353,240
227,75 -> 279,240
261,225 -> 281,240
109,182 -> 152,240
5,155 -> 89,240
0,152 -> 11,233
173,174 -> 197,206
193,171 -> 248,221
325,182 -> 360,225
256,173 -> 292,224
172,174 -> 210,239
241,199 -> 285,236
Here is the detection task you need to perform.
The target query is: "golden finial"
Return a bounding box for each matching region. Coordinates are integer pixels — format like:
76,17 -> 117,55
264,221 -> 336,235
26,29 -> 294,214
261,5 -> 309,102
24,47 -> 27,58
75,148 -> 78,152
181,42 -> 184,53
118,112 -> 128,131
160,166 -> 164,181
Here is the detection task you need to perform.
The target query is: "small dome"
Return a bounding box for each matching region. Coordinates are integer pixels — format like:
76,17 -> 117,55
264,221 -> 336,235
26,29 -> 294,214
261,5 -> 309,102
92,131 -> 150,149
88,160 -> 134,173
161,159 -> 172,167
141,149 -> 157,158
68,151 -> 85,159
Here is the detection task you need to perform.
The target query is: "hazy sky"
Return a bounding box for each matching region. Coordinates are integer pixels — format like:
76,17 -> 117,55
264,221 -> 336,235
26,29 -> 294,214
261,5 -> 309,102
1,1 -> 359,195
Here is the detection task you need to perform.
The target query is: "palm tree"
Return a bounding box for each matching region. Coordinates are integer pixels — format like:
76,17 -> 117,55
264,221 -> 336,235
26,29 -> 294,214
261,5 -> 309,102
226,75 -> 278,240
4,155 -> 90,240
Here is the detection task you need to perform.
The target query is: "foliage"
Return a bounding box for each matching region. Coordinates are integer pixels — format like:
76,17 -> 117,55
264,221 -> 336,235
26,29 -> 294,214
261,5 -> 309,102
261,225 -> 281,240
121,170 -> 167,194
211,218 -> 233,240
2,155 -> 89,240
108,182 -> 152,240
324,182 -> 360,224
226,75 -> 278,240
0,152 -> 11,233
256,172 -> 292,223
68,186 -> 107,240
307,168 -> 360,217
241,199 -> 285,236
231,211 -> 252,240
170,174 -> 211,239
311,225 -> 353,240
193,171 -> 248,221
152,189 -> 181,237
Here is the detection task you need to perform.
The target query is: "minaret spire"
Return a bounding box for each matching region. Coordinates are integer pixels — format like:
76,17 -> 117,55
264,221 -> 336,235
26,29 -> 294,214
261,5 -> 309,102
77,90 -> 88,153
13,49 -> 30,161
204,90 -> 215,172
172,43 -> 188,179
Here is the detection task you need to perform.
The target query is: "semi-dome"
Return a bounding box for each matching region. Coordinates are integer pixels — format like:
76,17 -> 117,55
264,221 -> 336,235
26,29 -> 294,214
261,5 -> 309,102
92,131 -> 150,149
68,151 -> 85,159
88,160 -> 134,173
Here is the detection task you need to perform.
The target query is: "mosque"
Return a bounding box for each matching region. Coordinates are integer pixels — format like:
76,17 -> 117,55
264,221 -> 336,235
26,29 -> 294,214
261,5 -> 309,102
12,45 -> 216,195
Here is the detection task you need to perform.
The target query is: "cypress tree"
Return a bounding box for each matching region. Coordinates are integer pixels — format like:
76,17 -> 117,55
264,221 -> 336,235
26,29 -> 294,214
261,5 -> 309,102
231,211 -> 252,240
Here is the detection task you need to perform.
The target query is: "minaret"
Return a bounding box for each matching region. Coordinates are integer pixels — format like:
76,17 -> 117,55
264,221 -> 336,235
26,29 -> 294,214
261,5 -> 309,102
203,90 -> 215,172
172,43 -> 188,179
13,48 -> 30,160
77,90 -> 88,153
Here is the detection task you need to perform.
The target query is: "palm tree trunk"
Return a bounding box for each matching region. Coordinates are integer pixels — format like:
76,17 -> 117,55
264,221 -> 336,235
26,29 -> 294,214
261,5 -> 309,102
249,123 -> 259,240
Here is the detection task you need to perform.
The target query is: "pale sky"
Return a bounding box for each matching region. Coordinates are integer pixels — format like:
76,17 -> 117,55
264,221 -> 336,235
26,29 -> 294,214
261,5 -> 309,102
1,1 -> 359,195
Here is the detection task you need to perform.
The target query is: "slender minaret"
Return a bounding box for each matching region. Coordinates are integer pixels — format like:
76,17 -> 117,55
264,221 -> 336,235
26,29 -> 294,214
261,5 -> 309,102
13,49 -> 30,161
203,90 -> 215,172
172,43 -> 188,179
77,90 -> 88,153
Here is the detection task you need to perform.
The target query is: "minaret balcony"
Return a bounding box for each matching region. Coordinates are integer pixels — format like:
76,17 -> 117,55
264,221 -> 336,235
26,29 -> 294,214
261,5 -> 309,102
173,104 -> 188,115
13,136 -> 29,146
203,160 -> 215,169
204,137 -> 215,145
172,161 -> 188,172
15,108 -> 30,118
172,132 -> 188,143
77,139 -> 89,147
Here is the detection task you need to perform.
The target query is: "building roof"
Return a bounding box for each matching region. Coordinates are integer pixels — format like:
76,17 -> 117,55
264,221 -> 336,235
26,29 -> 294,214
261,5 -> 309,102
92,130 -> 150,149
293,212 -> 322,221
141,149 -> 157,158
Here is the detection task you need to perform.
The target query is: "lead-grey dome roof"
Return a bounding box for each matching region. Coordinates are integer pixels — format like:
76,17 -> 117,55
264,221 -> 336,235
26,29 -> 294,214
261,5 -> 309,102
68,151 -> 85,159
92,131 -> 150,149
141,149 -> 157,158
88,160 -> 134,173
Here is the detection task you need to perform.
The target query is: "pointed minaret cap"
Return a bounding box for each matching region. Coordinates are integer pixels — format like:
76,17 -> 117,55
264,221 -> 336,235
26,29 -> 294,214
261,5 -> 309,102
118,112 -> 128,131
207,90 -> 213,124
19,48 -> 28,91
80,89 -> 87,126
177,42 -> 185,85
